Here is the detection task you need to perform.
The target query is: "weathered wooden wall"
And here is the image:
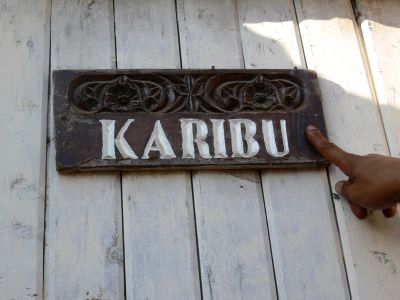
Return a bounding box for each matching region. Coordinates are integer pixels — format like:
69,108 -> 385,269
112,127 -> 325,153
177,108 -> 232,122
0,0 -> 400,299
115,1 -> 201,299
0,1 -> 49,298
45,1 -> 124,299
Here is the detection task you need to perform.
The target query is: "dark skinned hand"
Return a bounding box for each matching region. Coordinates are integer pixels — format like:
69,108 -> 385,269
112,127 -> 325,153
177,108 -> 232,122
306,125 -> 400,219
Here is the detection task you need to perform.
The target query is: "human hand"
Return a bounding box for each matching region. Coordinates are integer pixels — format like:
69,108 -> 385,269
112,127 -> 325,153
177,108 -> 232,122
306,125 -> 400,219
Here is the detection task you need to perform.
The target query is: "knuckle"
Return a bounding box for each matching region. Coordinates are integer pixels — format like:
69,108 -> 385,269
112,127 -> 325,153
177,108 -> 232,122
342,182 -> 354,199
365,153 -> 383,159
349,153 -> 362,160
318,141 -> 335,150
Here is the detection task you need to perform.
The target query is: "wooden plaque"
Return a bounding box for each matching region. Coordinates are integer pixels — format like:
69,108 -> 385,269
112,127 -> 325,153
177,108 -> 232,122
53,69 -> 329,171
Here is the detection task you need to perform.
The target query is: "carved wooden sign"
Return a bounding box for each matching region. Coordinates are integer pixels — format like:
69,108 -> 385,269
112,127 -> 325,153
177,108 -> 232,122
53,69 -> 328,171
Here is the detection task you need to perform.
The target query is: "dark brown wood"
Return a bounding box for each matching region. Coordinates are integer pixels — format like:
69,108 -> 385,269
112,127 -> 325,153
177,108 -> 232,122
53,69 -> 329,172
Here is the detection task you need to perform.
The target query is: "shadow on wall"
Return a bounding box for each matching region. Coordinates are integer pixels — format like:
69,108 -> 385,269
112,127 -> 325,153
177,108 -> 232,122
237,6 -> 398,157
237,9 -> 400,299
238,0 -> 400,156
234,0 -> 400,227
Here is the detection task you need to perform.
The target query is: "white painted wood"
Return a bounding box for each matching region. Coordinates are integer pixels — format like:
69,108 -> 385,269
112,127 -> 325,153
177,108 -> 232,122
45,1 -> 124,299
294,1 -> 400,299
237,0 -> 350,298
237,0 -> 305,69
114,1 -> 201,299
115,0 -> 180,70
121,172 -> 200,300
356,0 -> 400,157
177,1 -> 277,299
178,0 -> 244,70
191,171 -> 276,300
262,170 -> 350,299
0,1 -> 49,298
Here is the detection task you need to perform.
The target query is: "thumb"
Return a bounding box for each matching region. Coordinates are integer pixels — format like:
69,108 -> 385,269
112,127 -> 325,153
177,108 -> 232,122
306,125 -> 355,176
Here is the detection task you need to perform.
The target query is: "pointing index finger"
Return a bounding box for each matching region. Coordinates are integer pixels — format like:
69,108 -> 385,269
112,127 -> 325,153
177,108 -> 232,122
306,125 -> 355,176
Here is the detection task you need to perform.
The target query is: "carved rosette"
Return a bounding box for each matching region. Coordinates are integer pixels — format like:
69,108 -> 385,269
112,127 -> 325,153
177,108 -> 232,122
72,72 -> 304,113
73,75 -> 170,113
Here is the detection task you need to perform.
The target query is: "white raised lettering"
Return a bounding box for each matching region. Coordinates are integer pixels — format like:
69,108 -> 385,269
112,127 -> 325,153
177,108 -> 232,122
142,120 -> 176,159
262,119 -> 289,157
100,119 -> 137,159
180,118 -> 211,159
229,119 -> 259,158
210,119 -> 227,158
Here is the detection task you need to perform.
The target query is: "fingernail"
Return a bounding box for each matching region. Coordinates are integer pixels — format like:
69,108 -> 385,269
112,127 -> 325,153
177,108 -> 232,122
382,207 -> 397,218
335,181 -> 344,195
307,125 -> 317,132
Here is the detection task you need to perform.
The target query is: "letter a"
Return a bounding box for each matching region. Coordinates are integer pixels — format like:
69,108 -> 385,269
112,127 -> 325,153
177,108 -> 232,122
142,120 -> 176,159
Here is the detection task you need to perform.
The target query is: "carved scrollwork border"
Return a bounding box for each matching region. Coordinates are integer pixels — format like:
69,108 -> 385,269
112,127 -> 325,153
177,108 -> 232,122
70,71 -> 306,114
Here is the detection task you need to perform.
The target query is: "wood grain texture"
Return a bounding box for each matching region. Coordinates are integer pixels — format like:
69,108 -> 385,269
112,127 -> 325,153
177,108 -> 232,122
237,0 -> 350,298
356,0 -> 400,157
238,0 -> 305,69
177,1 -> 277,299
53,69 -> 328,172
0,1 -> 50,298
114,0 -> 201,299
115,0 -> 180,70
45,1 -> 124,299
262,169 -> 349,299
295,0 -> 400,299
121,172 -> 200,300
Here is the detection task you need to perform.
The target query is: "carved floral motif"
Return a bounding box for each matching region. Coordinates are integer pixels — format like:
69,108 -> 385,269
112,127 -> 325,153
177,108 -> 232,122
72,72 -> 304,113
103,76 -> 141,111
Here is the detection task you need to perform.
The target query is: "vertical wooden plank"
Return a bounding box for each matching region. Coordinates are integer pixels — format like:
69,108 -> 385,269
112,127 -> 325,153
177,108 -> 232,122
238,0 -> 305,69
177,1 -> 277,299
114,1 -> 201,299
237,1 -> 350,298
356,0 -> 400,157
115,0 -> 180,69
0,1 -> 49,298
120,172 -> 200,300
261,170 -> 349,299
294,1 -> 400,299
45,1 -> 124,299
